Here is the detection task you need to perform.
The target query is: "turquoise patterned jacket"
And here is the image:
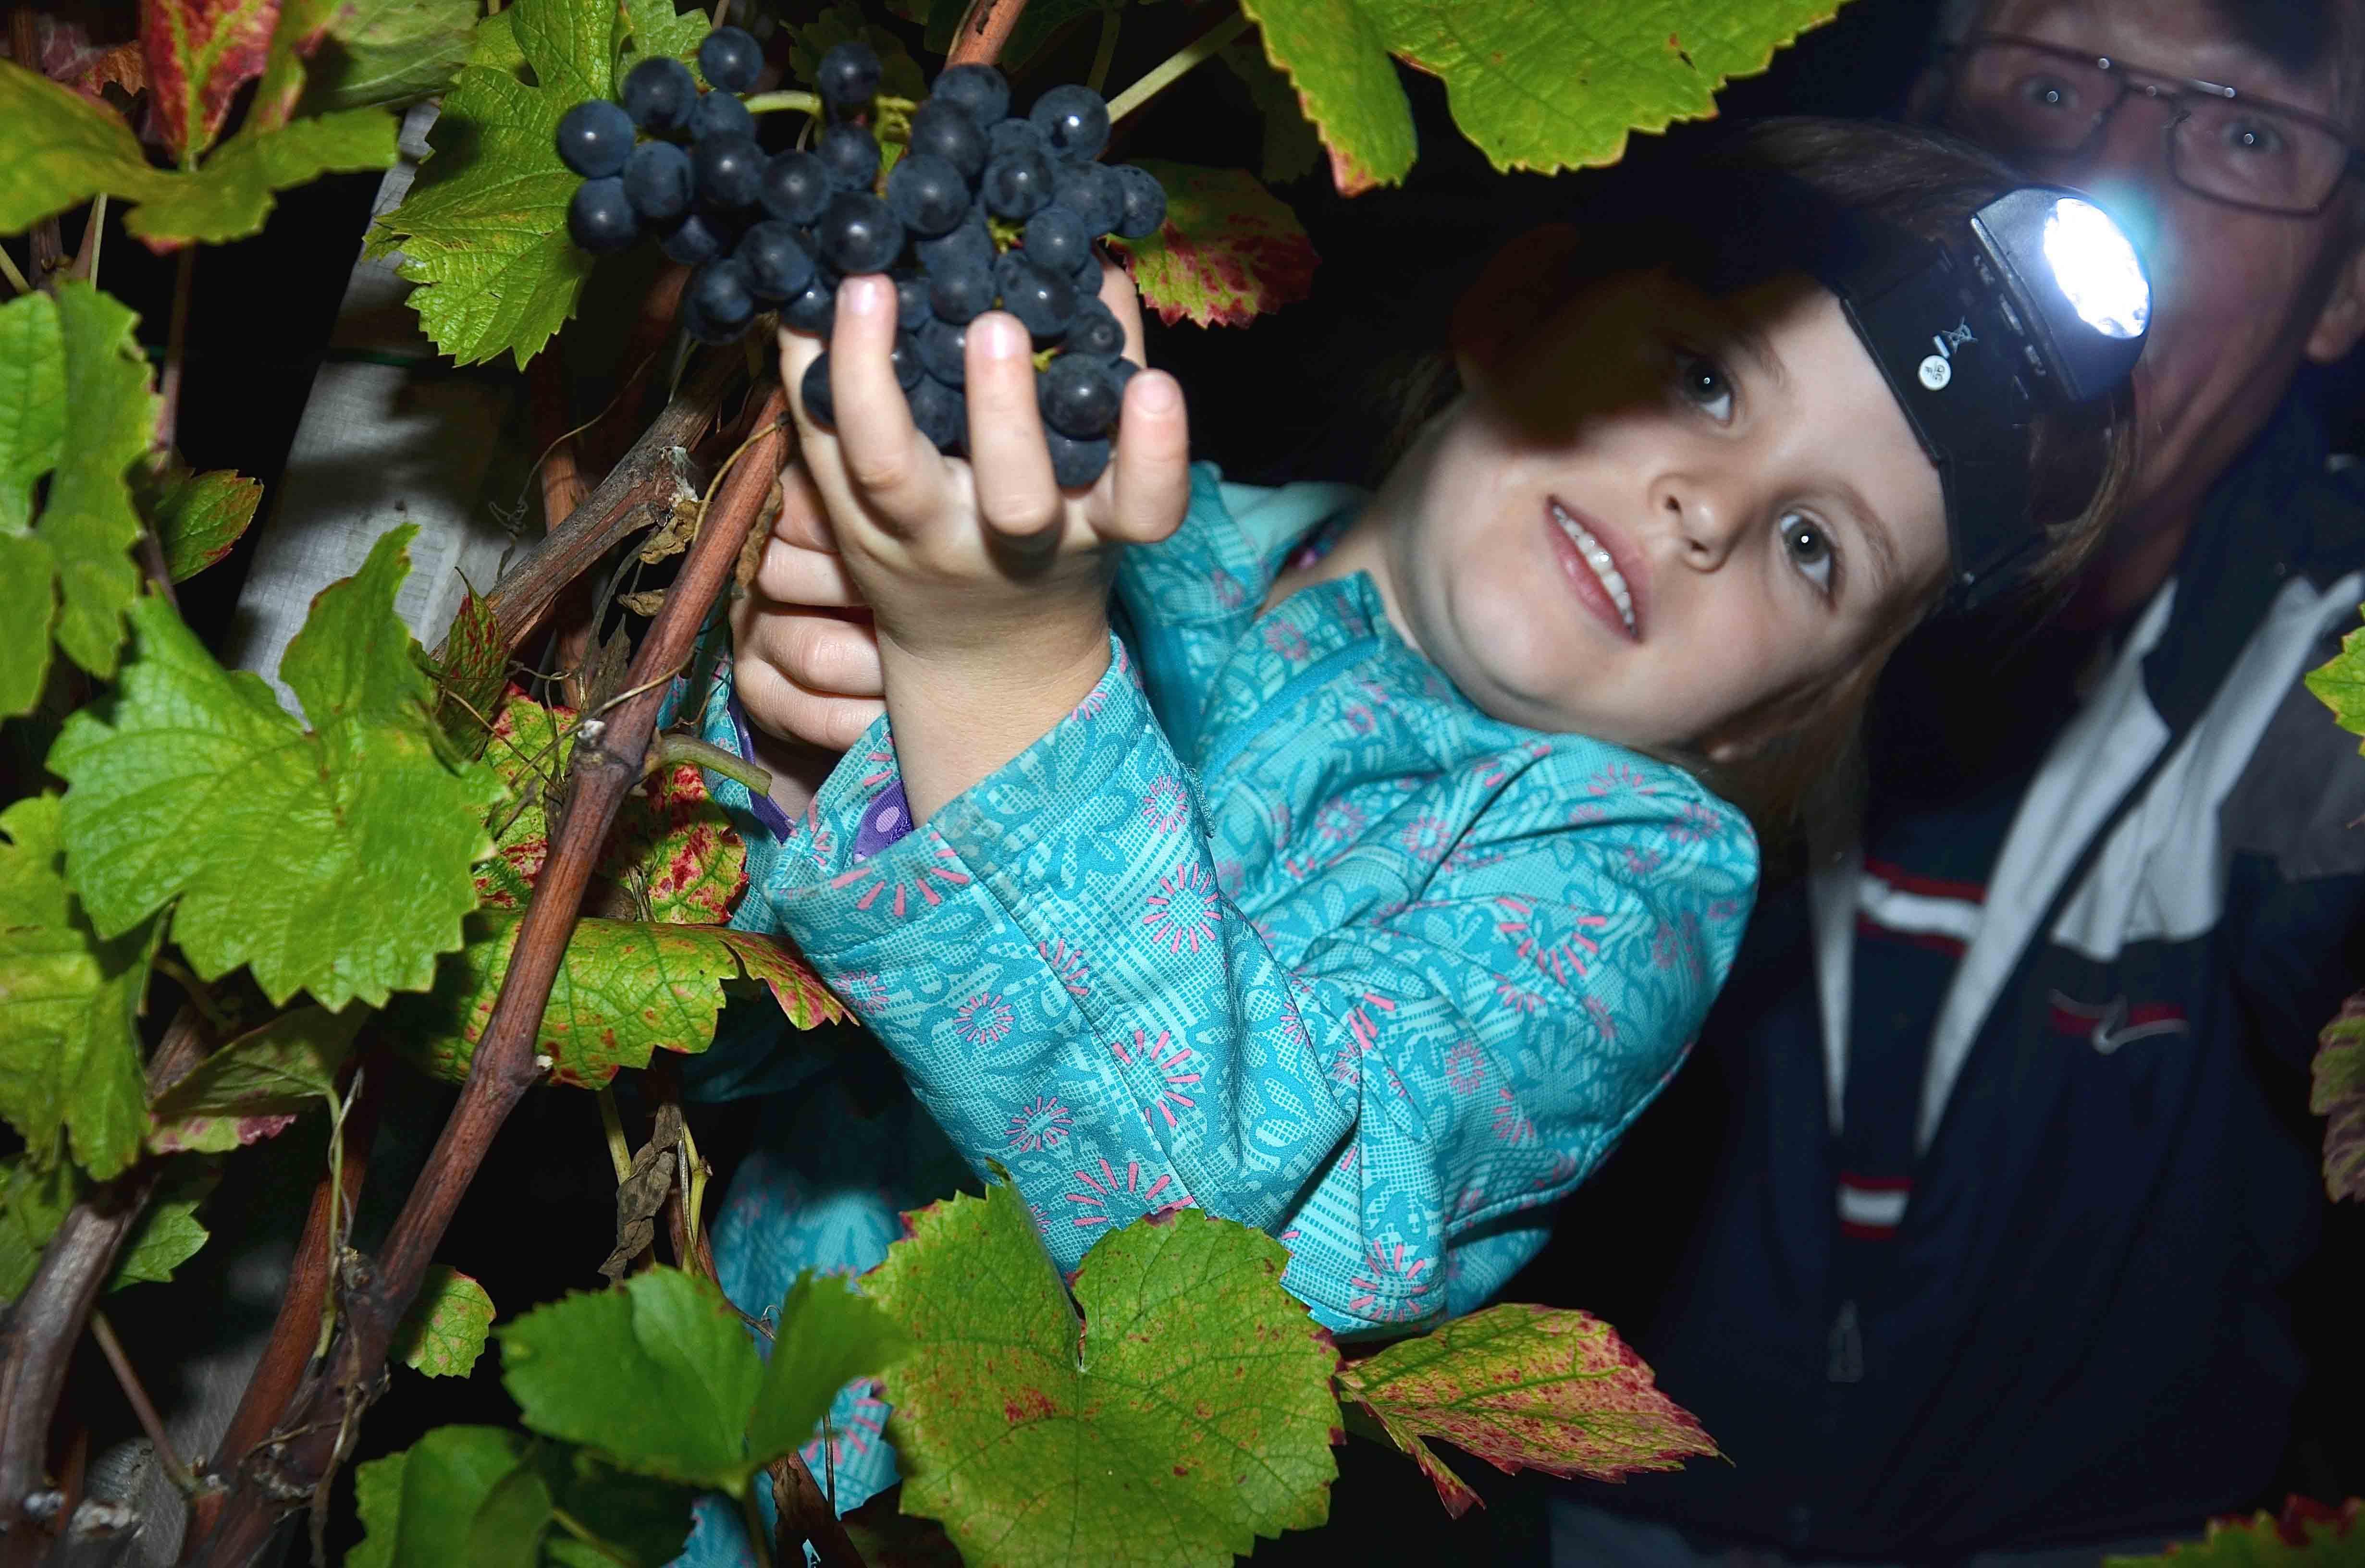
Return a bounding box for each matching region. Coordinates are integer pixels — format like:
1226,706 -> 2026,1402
696,463 -> 1758,1330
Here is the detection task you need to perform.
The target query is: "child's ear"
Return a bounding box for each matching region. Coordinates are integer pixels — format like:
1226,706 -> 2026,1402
1450,224 -> 1584,384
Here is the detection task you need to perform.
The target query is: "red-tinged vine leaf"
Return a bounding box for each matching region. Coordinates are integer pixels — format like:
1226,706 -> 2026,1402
2314,995 -> 2365,1202
1332,1302 -> 1716,1518
139,460 -> 263,582
0,796 -> 161,1182
0,60 -> 398,249
49,525 -> 504,1011
367,0 -> 707,367
499,1265 -> 905,1495
2103,1498 -> 2362,1564
394,1264 -> 497,1377
388,912 -> 843,1089
865,1184 -> 1342,1568
146,1004 -> 364,1155
475,688 -> 579,906
27,15 -> 149,109
1109,161 -> 1318,329
606,760 -> 749,924
142,0 -> 285,161
428,590 -> 508,758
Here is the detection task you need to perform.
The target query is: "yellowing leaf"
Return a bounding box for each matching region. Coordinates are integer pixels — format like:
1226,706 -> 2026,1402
1233,0 -> 1414,194
1333,1302 -> 1715,1517
1109,161 -> 1318,329
49,526 -> 504,1010
866,1186 -> 1341,1568
395,1264 -> 497,1377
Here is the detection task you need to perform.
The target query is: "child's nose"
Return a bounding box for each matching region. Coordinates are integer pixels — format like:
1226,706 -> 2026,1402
1652,473 -> 1748,569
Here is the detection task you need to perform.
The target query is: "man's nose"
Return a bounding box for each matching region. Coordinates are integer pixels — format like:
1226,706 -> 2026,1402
2044,98 -> 2174,261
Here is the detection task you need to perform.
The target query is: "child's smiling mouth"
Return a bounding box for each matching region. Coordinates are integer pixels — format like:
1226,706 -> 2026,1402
1548,498 -> 1641,640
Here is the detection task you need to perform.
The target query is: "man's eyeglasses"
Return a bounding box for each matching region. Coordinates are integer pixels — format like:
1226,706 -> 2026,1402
1937,33 -> 2365,217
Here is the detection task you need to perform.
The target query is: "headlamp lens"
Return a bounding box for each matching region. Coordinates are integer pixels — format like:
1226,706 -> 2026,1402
2041,196 -> 2149,341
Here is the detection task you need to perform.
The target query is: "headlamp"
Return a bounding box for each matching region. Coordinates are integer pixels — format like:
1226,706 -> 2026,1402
1810,184 -> 2150,607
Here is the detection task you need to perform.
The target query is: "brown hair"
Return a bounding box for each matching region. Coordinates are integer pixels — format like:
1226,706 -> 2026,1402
1372,116 -> 2140,852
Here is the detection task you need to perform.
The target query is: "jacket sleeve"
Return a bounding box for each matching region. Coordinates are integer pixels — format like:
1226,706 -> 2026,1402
717,640 -> 1756,1333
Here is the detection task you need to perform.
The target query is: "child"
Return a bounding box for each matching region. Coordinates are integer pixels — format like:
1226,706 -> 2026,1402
675,117 -> 2139,1527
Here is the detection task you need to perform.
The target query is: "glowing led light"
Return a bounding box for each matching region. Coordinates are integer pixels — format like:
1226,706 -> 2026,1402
2042,196 -> 2149,340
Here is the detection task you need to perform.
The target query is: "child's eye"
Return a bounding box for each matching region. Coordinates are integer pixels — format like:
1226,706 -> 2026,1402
1675,352 -> 1734,422
1779,511 -> 1836,595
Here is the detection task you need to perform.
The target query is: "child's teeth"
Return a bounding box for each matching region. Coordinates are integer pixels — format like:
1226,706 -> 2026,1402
1552,502 -> 1635,634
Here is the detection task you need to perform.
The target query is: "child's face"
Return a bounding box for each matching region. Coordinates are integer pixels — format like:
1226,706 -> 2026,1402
1376,268 -> 1951,756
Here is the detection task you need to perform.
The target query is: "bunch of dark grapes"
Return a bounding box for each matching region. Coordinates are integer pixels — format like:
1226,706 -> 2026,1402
556,36 -> 1167,489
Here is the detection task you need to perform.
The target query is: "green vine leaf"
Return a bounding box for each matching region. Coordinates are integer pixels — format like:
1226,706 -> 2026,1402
2315,994 -> 2365,1203
498,1265 -> 905,1496
367,0 -> 708,367
2104,1499 -> 2361,1564
351,1425 -> 537,1568
394,1263 -> 498,1377
1220,37 -> 1326,187
865,1185 -> 1341,1568
147,1004 -> 364,1154
0,795 -> 160,1181
1231,0 -> 1846,194
1109,161 -> 1318,329
49,525 -> 504,1011
0,61 -> 399,250
0,1151 -> 79,1303
106,1157 -> 219,1290
389,911 -> 842,1089
2306,612 -> 2365,744
140,461 -> 263,582
297,0 -> 479,117
142,0 -> 285,161
1332,1302 -> 1716,1517
357,1430 -> 700,1568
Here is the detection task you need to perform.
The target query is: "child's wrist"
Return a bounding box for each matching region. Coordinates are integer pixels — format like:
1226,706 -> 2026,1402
878,627 -> 1112,824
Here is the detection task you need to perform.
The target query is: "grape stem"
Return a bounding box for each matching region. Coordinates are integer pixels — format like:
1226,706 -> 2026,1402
742,89 -> 822,119
1087,10 -> 1121,95
1107,12 -> 1254,126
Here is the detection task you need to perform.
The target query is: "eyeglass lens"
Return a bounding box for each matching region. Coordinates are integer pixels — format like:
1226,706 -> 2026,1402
1953,39 -> 2347,212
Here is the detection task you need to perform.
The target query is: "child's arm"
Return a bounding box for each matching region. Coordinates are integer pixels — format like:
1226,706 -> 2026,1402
771,267 -> 1191,825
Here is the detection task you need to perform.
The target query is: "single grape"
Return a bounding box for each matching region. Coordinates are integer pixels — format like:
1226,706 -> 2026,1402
1111,164 -> 1167,238
1068,245 -> 1104,295
817,121 -> 880,193
801,353 -> 836,427
567,177 -> 639,254
906,99 -> 986,184
927,261 -> 995,324
694,135 -> 765,211
1038,352 -> 1121,437
931,63 -> 1010,126
815,191 -> 905,274
895,272 -> 935,331
987,116 -> 1049,160
691,257 -> 757,334
659,209 -> 734,266
760,150 -> 833,224
1065,296 -> 1125,358
680,291 -> 719,344
1046,428 -> 1112,488
981,147 -> 1054,220
698,25 -> 764,94
886,153 -> 970,238
621,56 -> 698,133
890,331 -> 924,390
687,88 -> 755,144
1051,160 -> 1123,238
915,210 -> 993,276
994,251 -> 1077,340
623,141 -> 694,222
816,41 -> 881,112
738,221 -> 816,302
1022,204 -> 1090,279
917,317 -> 968,385
908,374 -> 965,451
1030,85 -> 1110,162
1105,354 -> 1140,399
782,276 -> 836,335
556,100 -> 635,178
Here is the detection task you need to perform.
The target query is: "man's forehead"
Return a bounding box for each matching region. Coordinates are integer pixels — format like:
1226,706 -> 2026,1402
1978,0 -> 2346,114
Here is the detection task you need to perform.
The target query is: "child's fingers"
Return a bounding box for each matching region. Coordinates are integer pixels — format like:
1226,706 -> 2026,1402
754,536 -> 866,608
1097,258 -> 1149,366
735,656 -> 886,752
770,461 -> 839,555
751,605 -> 887,701
961,312 -> 1063,539
825,275 -> 939,531
1100,369 -> 1191,545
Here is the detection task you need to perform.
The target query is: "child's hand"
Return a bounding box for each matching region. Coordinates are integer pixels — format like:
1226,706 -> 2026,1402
777,260 -> 1192,684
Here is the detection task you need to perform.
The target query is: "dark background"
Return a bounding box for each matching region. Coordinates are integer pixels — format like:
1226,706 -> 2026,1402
23,0 -> 2363,1562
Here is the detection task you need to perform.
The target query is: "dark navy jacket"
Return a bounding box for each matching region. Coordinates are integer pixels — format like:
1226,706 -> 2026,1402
1544,401 -> 2365,1557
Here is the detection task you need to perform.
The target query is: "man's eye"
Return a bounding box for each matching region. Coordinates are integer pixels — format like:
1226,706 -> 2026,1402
2223,117 -> 2290,157
2014,73 -> 2078,111
1675,352 -> 1734,422
1779,511 -> 1835,595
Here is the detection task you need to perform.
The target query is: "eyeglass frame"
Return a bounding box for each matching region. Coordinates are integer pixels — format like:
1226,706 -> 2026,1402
1931,30 -> 2365,218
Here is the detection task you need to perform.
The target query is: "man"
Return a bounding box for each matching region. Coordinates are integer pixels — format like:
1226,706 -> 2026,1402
1548,0 -> 2365,1561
